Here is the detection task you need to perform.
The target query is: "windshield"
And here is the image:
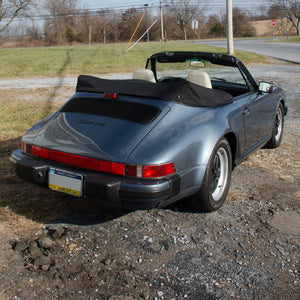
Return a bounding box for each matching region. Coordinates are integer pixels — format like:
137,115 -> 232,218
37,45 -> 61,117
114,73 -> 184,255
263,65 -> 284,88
152,59 -> 248,86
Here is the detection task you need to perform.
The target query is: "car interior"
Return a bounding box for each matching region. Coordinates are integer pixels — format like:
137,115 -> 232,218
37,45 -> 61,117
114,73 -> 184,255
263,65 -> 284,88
132,66 -> 250,98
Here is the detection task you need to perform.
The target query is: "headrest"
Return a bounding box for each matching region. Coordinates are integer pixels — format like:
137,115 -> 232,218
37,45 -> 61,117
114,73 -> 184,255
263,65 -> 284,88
132,69 -> 156,83
187,70 -> 212,88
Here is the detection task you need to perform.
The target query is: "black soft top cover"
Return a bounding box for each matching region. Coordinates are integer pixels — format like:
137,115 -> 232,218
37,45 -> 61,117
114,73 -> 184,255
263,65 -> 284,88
76,75 -> 233,107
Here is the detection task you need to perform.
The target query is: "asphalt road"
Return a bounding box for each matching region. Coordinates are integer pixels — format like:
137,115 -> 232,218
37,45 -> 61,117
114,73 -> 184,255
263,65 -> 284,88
196,38 -> 300,64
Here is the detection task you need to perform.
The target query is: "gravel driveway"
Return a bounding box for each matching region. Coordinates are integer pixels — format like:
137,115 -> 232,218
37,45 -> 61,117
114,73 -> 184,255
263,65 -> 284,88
0,73 -> 129,90
0,64 -> 299,300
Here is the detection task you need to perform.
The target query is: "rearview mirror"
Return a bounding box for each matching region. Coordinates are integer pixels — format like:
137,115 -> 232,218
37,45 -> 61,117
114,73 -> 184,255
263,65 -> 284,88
258,81 -> 273,93
190,61 -> 205,68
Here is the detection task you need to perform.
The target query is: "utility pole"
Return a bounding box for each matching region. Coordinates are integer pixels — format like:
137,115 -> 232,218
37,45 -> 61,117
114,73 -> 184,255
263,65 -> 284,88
160,0 -> 164,41
144,4 -> 150,43
226,0 -> 234,54
89,26 -> 92,46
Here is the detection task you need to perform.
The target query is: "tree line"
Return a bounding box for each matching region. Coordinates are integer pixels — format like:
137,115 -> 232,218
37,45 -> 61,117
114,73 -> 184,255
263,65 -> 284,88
0,0 -> 299,47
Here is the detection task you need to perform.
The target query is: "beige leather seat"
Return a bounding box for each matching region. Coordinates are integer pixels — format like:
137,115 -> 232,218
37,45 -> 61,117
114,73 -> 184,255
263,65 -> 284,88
187,70 -> 212,88
132,69 -> 156,83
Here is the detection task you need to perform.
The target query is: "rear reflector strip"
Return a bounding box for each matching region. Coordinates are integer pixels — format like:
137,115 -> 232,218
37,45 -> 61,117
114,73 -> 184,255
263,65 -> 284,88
21,141 -> 176,178
22,142 -> 125,176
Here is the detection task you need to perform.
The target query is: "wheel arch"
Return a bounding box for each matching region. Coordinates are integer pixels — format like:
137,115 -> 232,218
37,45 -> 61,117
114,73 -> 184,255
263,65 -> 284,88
278,98 -> 288,116
223,132 -> 237,169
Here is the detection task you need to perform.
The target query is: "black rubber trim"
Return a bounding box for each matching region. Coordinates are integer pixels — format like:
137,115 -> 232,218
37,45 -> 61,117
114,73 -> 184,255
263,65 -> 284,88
13,154 -> 176,209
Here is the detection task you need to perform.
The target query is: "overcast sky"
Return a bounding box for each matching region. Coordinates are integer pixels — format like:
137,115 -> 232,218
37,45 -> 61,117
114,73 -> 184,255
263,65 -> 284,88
79,0 -> 270,14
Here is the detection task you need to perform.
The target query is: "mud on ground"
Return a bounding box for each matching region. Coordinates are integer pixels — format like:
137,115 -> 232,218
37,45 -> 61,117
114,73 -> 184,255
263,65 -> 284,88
0,65 -> 299,299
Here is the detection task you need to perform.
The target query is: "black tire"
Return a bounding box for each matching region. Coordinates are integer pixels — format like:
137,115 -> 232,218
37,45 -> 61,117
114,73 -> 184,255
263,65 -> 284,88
265,103 -> 284,149
190,138 -> 232,212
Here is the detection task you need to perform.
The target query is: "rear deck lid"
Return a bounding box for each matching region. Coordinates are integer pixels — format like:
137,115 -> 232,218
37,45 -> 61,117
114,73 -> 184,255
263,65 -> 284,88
30,95 -> 170,162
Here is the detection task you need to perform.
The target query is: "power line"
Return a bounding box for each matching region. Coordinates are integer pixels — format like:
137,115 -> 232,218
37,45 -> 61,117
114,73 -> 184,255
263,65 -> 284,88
3,1 -> 270,23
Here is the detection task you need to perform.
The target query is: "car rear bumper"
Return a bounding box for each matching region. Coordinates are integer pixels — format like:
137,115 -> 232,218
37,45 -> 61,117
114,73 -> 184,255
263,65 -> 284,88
10,150 -> 180,209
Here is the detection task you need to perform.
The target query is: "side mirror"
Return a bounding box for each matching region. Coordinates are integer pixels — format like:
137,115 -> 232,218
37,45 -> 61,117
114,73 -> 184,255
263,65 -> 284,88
258,81 -> 273,93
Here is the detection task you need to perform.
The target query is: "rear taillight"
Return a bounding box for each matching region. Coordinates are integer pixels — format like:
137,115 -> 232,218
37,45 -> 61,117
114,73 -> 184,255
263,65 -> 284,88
103,93 -> 118,99
21,140 -> 32,154
21,141 -> 176,178
126,163 -> 176,178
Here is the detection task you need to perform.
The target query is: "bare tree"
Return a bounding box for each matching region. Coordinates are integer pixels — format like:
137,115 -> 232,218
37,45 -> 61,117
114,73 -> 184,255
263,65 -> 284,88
204,9 -> 254,39
268,4 -> 286,19
0,0 -> 33,33
43,0 -> 79,44
206,15 -> 226,38
165,0 -> 207,40
269,0 -> 300,35
249,4 -> 269,20
232,8 -> 255,37
117,9 -> 144,42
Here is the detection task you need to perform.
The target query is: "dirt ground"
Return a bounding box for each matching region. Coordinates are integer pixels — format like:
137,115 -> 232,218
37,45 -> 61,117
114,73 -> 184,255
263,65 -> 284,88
0,64 -> 299,299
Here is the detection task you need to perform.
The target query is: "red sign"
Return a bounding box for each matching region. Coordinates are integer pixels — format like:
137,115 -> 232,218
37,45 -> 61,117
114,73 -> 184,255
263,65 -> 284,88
272,20 -> 277,26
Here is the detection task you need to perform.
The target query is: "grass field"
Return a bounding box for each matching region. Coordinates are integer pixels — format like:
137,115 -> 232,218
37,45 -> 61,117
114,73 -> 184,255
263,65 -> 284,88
0,90 -> 63,210
0,41 -> 270,79
0,97 -> 60,140
273,36 -> 300,43
0,89 -> 83,227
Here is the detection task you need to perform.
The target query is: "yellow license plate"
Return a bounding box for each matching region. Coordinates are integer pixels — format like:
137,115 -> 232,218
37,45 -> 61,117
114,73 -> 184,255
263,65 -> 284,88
49,168 -> 83,197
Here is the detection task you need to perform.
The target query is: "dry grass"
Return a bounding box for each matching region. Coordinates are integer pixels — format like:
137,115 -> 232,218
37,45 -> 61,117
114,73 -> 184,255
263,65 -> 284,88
251,19 -> 299,37
0,88 -> 69,235
0,89 -> 66,141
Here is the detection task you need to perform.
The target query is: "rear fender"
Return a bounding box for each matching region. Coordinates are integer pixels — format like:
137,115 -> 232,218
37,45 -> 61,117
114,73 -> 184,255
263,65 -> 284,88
126,105 -> 227,171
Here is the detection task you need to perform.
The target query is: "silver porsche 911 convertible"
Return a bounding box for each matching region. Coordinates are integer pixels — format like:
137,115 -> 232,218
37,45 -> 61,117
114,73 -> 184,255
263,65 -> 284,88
11,51 -> 287,212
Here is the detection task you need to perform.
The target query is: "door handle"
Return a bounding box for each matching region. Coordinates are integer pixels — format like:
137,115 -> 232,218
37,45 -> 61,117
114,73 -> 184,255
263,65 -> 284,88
243,107 -> 250,115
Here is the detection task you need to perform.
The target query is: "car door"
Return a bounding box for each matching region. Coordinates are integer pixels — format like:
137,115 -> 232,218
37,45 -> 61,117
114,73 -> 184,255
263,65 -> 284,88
236,61 -> 276,151
241,91 -> 275,151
